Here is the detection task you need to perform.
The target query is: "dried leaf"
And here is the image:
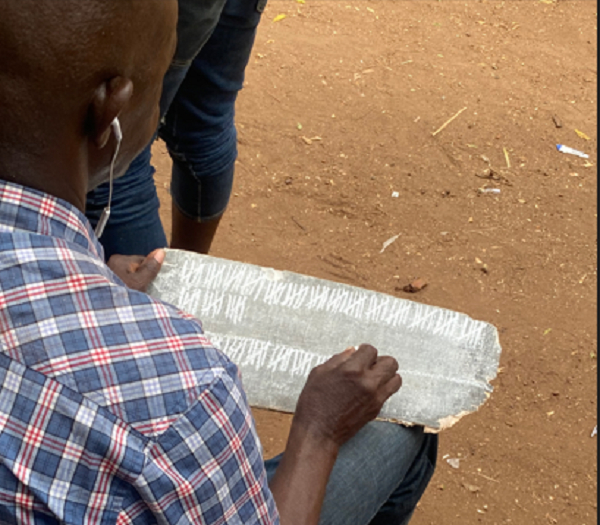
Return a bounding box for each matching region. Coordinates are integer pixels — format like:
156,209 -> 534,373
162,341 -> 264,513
273,13 -> 287,22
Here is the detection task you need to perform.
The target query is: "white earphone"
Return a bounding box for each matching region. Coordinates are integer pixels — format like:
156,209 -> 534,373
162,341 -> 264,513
94,117 -> 122,238
111,117 -> 123,143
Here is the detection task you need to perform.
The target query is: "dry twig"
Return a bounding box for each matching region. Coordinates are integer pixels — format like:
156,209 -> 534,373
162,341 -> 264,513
432,107 -> 467,136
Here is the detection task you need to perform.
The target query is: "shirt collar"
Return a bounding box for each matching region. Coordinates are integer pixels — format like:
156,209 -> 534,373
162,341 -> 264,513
0,180 -> 104,259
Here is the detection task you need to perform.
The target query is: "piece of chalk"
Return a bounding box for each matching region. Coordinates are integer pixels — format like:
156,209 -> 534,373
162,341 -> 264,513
556,144 -> 589,159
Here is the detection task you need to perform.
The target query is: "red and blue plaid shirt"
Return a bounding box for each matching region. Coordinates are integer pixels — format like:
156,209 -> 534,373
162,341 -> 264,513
0,180 -> 279,525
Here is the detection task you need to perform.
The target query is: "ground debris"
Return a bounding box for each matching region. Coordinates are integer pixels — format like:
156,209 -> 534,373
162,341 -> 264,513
380,234 -> 400,253
300,136 -> 322,145
575,129 -> 591,141
503,147 -> 511,169
446,457 -> 460,469
478,187 -> 501,195
476,167 -> 502,181
401,278 -> 428,293
432,107 -> 467,136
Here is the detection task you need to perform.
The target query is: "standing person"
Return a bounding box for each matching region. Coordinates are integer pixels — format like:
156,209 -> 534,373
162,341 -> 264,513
86,0 -> 266,258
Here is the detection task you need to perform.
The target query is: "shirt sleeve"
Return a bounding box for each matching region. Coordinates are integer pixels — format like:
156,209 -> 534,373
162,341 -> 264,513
121,362 -> 280,525
0,352 -> 147,525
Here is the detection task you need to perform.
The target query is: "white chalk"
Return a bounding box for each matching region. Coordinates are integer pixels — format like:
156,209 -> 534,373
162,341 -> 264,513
556,144 -> 589,159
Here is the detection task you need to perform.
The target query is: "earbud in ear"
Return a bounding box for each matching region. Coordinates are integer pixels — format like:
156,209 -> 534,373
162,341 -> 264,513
111,117 -> 123,143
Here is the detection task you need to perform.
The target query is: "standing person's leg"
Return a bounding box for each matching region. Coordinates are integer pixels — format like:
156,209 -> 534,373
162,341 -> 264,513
265,422 -> 438,525
161,0 -> 266,254
85,0 -> 226,259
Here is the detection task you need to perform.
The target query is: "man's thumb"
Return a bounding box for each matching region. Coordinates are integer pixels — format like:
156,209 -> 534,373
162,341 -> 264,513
136,249 -> 165,288
150,249 -> 166,266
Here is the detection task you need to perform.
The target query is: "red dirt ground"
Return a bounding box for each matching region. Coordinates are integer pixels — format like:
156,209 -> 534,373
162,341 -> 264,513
152,1 -> 597,523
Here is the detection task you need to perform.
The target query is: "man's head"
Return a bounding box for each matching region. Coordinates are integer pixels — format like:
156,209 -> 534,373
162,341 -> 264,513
0,0 -> 177,209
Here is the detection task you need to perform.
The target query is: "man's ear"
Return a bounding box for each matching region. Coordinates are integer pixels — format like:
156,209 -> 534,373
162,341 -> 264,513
89,76 -> 133,149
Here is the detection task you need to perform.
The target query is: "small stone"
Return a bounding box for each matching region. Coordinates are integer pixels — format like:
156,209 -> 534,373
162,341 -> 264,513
462,482 -> 481,493
446,458 -> 460,469
402,278 -> 428,293
476,168 -> 501,181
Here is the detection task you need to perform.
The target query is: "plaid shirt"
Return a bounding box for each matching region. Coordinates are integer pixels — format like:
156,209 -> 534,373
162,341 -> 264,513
0,180 -> 279,525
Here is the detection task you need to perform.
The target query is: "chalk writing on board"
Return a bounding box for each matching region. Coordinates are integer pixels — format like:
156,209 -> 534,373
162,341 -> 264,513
174,261 -> 489,349
208,333 -> 329,378
149,250 -> 502,430
208,332 -> 489,391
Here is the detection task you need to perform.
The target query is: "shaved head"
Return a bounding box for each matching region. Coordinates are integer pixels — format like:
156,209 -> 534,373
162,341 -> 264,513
0,0 -> 177,208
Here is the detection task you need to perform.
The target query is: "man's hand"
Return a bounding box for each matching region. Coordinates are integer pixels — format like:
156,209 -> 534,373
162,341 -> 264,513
269,344 -> 402,525
294,344 -> 402,448
107,249 -> 165,293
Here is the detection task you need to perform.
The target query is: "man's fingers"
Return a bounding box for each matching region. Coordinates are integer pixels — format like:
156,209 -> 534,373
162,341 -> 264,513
324,347 -> 356,368
372,356 -> 399,386
133,249 -> 165,291
378,373 -> 403,402
348,344 -> 378,368
150,248 -> 166,265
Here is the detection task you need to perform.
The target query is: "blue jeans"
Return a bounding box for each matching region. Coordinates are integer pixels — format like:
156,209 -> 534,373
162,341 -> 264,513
265,423 -> 438,525
85,0 -> 264,259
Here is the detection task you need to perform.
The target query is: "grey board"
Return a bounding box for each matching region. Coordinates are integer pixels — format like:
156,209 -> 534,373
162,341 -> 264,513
148,249 -> 501,431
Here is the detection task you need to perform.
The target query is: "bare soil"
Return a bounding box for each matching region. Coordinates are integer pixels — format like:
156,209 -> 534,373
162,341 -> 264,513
152,1 -> 598,523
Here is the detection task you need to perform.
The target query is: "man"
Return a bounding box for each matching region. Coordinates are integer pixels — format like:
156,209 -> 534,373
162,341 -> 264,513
86,0 -> 261,257
0,1 -> 436,524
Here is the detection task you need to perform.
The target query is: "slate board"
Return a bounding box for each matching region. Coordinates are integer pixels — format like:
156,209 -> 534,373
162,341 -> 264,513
148,249 -> 502,431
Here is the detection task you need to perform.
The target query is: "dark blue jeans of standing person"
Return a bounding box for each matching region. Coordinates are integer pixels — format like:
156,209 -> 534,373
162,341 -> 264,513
85,0 -> 265,259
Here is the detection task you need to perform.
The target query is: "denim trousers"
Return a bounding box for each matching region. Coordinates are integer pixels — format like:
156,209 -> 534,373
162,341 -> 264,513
265,422 -> 438,525
86,0 -> 263,259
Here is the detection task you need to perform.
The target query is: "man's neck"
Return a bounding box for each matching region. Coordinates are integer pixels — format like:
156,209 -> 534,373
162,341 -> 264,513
0,143 -> 88,212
